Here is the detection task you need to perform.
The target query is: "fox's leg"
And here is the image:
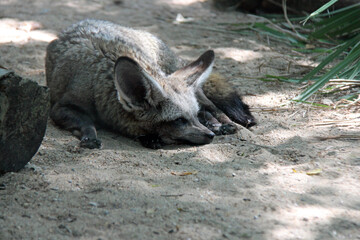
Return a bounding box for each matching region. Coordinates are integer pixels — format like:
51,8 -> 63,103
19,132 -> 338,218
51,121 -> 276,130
198,109 -> 221,134
50,102 -> 102,149
202,74 -> 256,128
196,90 -> 237,135
207,92 -> 256,128
198,109 -> 237,135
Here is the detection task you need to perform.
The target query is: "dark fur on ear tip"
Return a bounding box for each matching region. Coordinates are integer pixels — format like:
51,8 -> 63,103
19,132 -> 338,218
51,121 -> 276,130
211,93 -> 256,128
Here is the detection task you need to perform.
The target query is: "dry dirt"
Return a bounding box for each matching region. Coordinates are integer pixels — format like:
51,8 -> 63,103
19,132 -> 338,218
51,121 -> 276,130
0,0 -> 359,239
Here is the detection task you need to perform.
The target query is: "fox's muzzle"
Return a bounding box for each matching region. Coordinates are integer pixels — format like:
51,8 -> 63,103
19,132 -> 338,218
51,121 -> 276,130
183,126 -> 215,146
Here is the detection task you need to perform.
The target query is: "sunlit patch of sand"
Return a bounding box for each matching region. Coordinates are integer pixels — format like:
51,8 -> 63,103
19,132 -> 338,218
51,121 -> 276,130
215,47 -> 262,62
0,18 -> 56,44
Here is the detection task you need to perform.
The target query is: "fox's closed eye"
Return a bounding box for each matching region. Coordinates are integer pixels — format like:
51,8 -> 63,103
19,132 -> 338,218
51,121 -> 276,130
173,117 -> 188,125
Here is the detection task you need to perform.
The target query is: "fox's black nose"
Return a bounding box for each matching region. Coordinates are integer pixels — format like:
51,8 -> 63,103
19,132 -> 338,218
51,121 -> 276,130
207,132 -> 215,139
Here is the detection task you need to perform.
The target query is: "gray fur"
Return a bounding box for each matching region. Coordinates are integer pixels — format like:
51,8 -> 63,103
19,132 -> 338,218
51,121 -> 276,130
46,19 -> 221,148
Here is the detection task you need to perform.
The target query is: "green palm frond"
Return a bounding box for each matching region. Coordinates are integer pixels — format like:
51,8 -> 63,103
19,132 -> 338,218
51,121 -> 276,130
296,3 -> 360,101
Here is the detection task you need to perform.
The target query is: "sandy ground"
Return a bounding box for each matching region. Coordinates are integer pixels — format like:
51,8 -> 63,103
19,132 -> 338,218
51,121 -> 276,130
0,0 -> 360,239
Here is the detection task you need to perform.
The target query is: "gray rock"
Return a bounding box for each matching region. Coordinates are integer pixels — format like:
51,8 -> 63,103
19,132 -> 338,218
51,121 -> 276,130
0,69 -> 50,173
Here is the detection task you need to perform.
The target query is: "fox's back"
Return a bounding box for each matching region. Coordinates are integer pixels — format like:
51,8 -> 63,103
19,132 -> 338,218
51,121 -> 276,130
54,19 -> 180,74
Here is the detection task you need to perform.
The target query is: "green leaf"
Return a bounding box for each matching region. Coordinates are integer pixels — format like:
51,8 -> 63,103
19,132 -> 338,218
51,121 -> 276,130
291,100 -> 331,108
301,34 -> 360,82
310,3 -> 360,21
302,0 -> 339,25
259,75 -> 303,83
311,7 -> 360,38
292,48 -> 331,54
338,92 -> 360,101
251,22 -> 300,44
348,59 -> 360,79
295,40 -> 360,101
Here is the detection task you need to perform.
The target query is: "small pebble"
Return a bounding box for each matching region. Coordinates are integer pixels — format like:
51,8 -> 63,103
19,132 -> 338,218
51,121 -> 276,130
89,202 -> 98,207
253,214 -> 261,220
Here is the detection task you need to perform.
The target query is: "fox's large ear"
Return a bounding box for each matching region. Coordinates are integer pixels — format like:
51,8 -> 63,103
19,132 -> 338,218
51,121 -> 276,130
172,50 -> 214,89
114,57 -> 166,111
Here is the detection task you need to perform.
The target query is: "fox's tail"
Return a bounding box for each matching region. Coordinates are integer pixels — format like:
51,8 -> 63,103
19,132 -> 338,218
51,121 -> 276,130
203,73 -> 256,128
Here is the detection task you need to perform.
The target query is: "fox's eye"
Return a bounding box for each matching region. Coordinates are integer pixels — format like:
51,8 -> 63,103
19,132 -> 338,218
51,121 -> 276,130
173,117 -> 188,125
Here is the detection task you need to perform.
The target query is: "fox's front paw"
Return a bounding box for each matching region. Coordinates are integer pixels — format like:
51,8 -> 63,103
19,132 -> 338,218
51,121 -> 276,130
205,123 -> 221,135
219,123 -> 237,135
80,137 -> 102,149
139,135 -> 164,149
206,123 -> 237,135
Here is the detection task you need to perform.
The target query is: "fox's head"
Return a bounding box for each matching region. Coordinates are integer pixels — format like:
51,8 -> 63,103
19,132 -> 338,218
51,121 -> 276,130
114,50 -> 216,146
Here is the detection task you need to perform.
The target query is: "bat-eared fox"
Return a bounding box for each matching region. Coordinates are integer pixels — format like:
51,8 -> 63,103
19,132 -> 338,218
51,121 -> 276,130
46,19 -> 255,149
